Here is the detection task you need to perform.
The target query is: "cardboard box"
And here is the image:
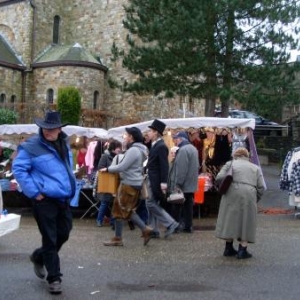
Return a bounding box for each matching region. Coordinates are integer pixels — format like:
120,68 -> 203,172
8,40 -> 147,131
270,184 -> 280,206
97,172 -> 120,194
0,213 -> 21,237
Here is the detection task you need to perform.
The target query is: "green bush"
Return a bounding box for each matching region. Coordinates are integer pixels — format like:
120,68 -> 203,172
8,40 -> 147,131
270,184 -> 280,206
0,109 -> 18,160
57,87 -> 81,125
0,108 -> 18,124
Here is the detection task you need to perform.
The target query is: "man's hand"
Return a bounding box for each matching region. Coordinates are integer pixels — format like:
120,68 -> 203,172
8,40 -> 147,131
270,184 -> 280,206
36,194 -> 44,201
160,183 -> 167,194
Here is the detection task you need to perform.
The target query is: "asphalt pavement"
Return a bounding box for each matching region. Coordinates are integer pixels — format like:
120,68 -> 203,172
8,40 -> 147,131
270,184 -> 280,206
1,163 -> 300,300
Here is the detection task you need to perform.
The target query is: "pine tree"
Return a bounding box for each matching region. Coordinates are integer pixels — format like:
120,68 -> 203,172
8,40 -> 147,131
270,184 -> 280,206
110,0 -> 300,118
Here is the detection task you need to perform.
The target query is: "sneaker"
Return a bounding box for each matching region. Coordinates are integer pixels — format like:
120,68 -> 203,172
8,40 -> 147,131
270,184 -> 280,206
164,222 -> 179,238
48,280 -> 62,294
103,237 -> 123,246
142,226 -> 153,246
96,222 -> 103,227
29,254 -> 46,279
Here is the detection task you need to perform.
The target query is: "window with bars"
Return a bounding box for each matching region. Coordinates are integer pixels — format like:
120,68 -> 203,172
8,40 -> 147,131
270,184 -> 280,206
47,89 -> 54,104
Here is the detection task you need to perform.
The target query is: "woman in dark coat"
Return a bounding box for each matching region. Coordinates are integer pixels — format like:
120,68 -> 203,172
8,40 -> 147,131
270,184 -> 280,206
215,147 -> 265,259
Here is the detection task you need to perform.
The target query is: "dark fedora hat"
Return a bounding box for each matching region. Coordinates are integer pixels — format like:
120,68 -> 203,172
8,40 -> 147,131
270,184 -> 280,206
35,111 -> 68,129
148,119 -> 166,136
125,127 -> 144,143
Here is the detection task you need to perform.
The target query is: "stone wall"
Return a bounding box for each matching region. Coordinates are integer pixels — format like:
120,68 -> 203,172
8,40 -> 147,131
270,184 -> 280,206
0,1 -> 32,65
0,0 -> 205,125
0,66 -> 23,105
31,65 -> 105,113
254,134 -> 294,163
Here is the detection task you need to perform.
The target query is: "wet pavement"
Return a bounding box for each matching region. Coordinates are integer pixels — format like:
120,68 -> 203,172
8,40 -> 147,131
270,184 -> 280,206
1,164 -> 300,300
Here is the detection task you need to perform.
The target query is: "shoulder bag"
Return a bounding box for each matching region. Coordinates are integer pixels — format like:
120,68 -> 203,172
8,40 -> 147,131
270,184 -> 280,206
217,160 -> 233,195
167,161 -> 185,204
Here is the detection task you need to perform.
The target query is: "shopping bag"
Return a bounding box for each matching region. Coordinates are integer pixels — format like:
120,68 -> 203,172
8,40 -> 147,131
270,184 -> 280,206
97,172 -> 120,194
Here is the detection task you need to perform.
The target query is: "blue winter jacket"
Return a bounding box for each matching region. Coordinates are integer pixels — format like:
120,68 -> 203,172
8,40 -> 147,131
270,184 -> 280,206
12,130 -> 76,202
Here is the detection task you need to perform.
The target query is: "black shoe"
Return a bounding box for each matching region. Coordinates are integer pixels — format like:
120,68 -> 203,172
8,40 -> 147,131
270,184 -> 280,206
223,242 -> 238,257
48,280 -> 62,294
128,220 -> 135,230
30,254 -> 46,279
150,231 -> 160,238
182,227 -> 193,233
237,245 -> 252,259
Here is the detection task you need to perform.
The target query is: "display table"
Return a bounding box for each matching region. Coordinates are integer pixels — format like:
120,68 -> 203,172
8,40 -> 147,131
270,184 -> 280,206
69,180 -> 98,219
0,213 -> 21,237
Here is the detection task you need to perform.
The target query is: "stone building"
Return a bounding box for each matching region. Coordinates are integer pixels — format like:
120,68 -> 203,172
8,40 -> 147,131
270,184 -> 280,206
0,0 -> 204,127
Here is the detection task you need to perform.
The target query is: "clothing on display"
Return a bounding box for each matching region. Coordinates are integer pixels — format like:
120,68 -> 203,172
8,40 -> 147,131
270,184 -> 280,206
280,147 -> 300,208
198,127 -> 259,193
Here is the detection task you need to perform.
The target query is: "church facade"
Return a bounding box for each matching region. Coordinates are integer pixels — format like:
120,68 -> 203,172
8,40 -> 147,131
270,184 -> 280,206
0,0 -> 204,127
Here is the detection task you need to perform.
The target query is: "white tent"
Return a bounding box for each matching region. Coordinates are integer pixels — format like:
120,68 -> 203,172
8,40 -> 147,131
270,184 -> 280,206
0,124 -> 108,139
108,117 -> 255,141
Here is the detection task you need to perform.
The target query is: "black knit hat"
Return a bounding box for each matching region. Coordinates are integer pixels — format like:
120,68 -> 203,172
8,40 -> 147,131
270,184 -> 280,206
125,127 -> 144,143
148,119 -> 166,136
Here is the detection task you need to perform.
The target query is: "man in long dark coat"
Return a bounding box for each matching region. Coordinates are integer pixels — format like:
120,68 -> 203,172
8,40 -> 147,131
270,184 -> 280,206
146,119 -> 179,238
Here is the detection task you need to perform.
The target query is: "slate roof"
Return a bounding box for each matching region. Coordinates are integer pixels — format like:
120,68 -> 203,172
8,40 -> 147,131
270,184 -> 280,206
33,43 -> 107,71
0,35 -> 25,69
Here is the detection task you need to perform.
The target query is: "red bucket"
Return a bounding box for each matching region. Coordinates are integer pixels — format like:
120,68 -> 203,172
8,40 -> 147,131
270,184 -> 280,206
194,176 -> 206,204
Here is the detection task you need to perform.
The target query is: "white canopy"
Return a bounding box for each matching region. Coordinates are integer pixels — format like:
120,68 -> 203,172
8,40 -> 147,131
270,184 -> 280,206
0,124 -> 108,139
108,117 -> 255,141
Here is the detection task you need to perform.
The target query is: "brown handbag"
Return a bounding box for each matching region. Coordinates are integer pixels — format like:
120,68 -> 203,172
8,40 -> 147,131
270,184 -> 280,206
217,161 -> 233,195
140,176 -> 149,199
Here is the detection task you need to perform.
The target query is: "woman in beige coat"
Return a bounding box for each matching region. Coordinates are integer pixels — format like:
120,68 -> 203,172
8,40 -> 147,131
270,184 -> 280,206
215,147 -> 265,259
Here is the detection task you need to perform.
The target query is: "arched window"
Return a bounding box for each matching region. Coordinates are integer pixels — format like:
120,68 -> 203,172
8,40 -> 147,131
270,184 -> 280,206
0,93 -> 6,104
93,91 -> 99,109
11,95 -> 16,110
53,15 -> 60,44
46,89 -> 54,104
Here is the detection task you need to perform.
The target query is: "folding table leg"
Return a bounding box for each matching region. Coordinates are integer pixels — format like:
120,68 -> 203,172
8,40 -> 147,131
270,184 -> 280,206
80,190 -> 99,219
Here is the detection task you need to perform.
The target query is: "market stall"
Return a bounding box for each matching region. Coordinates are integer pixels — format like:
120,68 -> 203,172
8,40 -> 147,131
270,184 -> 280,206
108,117 -> 261,216
0,124 -> 109,212
108,117 -> 255,141
0,124 -> 108,139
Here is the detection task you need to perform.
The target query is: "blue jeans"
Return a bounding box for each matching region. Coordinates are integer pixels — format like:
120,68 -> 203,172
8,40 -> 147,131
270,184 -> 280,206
96,193 -> 114,225
31,198 -> 72,283
136,199 -> 148,224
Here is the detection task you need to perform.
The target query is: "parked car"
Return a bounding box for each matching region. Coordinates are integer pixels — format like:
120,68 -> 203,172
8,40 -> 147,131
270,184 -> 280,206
214,109 -> 287,136
227,110 -> 279,126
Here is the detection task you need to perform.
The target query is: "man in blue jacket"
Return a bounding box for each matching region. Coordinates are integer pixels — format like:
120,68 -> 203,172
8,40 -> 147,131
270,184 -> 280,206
12,111 -> 76,295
